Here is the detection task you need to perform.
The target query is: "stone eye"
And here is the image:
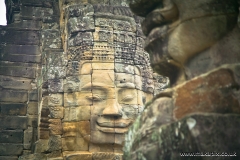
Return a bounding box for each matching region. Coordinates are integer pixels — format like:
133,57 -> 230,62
121,95 -> 134,102
86,95 -> 104,101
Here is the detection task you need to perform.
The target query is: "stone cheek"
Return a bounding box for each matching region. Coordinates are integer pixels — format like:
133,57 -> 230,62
173,66 -> 240,119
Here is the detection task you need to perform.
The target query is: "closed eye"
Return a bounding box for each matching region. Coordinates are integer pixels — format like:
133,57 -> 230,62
86,95 -> 104,101
121,95 -> 135,102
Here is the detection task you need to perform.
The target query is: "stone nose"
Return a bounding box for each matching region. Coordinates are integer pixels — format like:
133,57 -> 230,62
102,99 -> 122,117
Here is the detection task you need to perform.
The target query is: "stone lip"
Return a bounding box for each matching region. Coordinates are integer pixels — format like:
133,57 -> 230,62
96,117 -> 132,134
97,117 -> 132,128
96,126 -> 129,134
124,113 -> 240,160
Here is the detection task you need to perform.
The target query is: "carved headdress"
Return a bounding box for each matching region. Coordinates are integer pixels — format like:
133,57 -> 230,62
66,3 -> 168,94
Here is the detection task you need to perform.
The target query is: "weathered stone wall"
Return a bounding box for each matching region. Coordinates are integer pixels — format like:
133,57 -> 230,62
1,0 -> 168,159
0,0 -> 62,159
124,0 -> 240,159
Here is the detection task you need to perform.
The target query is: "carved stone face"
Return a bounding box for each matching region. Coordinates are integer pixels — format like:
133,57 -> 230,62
61,3 -> 166,154
79,62 -> 145,145
128,0 -> 239,80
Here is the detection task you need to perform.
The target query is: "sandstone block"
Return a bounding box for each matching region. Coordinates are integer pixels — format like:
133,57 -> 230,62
92,152 -> 122,160
174,68 -> 240,119
66,3 -> 94,17
0,89 -> 28,103
0,44 -> 41,63
64,92 -> 92,107
0,156 -> 18,160
29,89 -> 38,101
0,103 -> 27,116
0,130 -> 23,143
63,151 -> 92,160
115,134 -> 125,146
0,30 -> 40,45
114,72 -> 135,88
47,152 -> 61,160
62,121 -> 90,137
35,139 -> 49,153
48,94 -> 63,106
42,29 -> 61,39
64,106 -> 91,121
47,67 -> 66,79
46,150 -> 62,159
48,79 -> 64,93
1,54 -> 41,63
0,61 -> 36,78
49,106 -> 64,119
27,115 -> 38,127
63,0 -> 88,5
92,62 -> 114,70
18,153 -> 47,160
0,44 -> 41,55
68,31 -> 93,47
48,157 -> 63,160
114,63 -> 135,74
20,6 -> 53,20
62,137 -> 88,151
0,75 -> 32,90
79,74 -> 92,89
42,40 -> 62,49
45,49 -> 65,67
67,14 -> 94,33
117,88 -> 138,105
49,119 -> 63,135
0,116 -> 27,130
92,41 -> 114,54
89,143 -> 114,152
21,0 -> 54,7
4,20 -> 42,30
39,129 -> 50,140
79,62 -> 92,75
94,14 -> 136,32
39,108 -> 50,139
27,102 -> 38,115
0,143 -> 23,156
90,130 -> 115,144
48,135 -> 62,152
24,127 -> 33,149
92,70 -> 115,88
63,76 -> 81,92
93,27 -> 113,43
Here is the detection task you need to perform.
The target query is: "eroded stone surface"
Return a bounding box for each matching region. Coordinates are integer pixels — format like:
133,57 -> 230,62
124,113 -> 240,159
124,0 -> 240,159
2,0 -> 167,159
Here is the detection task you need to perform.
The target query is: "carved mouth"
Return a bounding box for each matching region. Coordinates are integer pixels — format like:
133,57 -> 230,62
96,126 -> 129,134
96,118 -> 132,133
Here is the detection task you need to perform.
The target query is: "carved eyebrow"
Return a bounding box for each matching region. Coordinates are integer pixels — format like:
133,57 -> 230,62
81,82 -> 113,90
117,82 -> 135,89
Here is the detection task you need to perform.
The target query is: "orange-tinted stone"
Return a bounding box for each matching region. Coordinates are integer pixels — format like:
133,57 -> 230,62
174,69 -> 240,119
